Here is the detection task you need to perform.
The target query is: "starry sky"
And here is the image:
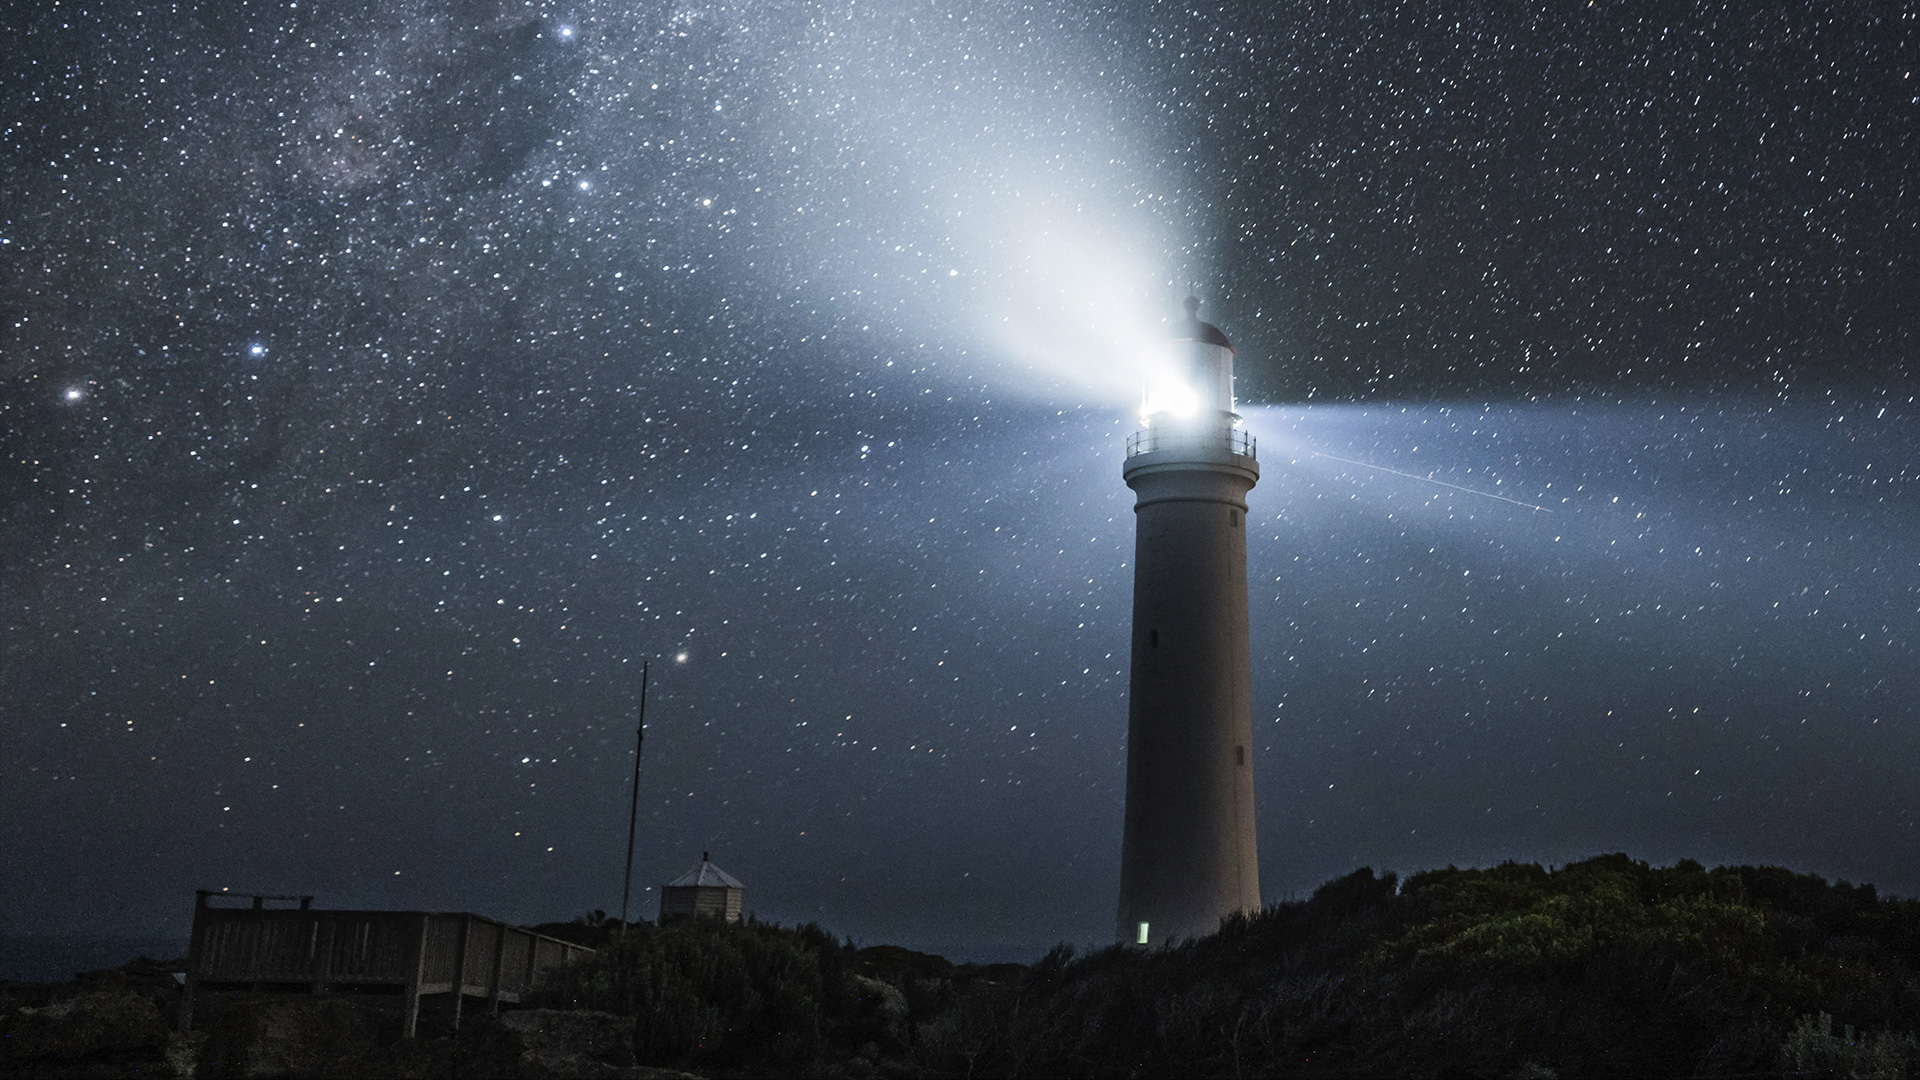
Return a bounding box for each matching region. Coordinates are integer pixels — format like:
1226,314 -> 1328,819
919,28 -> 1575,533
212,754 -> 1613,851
3,1 -> 1918,963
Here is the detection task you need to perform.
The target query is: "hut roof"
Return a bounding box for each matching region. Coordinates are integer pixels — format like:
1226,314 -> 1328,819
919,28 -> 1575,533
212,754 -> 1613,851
666,855 -> 744,889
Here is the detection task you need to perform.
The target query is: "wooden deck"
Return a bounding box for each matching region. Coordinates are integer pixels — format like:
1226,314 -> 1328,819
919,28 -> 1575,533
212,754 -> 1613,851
181,892 -> 594,1036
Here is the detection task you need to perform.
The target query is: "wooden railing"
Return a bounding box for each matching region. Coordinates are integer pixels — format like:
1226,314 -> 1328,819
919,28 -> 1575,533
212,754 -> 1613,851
182,892 -> 594,1035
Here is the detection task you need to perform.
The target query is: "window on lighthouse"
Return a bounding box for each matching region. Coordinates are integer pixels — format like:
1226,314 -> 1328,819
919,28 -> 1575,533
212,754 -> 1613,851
1136,922 -> 1150,945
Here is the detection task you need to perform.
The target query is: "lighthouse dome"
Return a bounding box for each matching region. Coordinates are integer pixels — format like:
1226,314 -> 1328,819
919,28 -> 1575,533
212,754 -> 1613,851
1174,295 -> 1234,351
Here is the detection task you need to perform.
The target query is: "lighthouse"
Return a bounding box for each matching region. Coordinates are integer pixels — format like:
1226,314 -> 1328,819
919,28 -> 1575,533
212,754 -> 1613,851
1115,296 -> 1261,945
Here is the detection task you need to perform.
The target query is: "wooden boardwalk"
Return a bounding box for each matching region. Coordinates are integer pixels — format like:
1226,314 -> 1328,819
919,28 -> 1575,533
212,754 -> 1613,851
181,892 -> 594,1036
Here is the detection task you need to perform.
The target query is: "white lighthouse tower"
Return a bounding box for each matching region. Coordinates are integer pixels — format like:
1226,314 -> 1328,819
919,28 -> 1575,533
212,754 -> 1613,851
1115,296 -> 1261,945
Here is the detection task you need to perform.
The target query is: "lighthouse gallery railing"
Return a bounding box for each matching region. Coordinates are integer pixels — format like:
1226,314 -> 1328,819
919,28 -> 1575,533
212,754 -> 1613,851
1125,428 -> 1257,460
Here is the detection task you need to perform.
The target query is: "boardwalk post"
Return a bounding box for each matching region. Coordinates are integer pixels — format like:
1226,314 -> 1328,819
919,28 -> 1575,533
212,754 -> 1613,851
448,915 -> 472,1030
313,914 -> 334,997
488,921 -> 509,1014
403,914 -> 429,1038
247,896 -> 265,997
180,891 -> 211,1030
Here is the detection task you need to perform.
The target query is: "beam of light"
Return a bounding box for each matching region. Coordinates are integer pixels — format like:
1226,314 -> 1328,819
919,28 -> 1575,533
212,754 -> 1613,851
650,2 -> 1199,406
973,225 -> 1184,406
1306,450 -> 1555,514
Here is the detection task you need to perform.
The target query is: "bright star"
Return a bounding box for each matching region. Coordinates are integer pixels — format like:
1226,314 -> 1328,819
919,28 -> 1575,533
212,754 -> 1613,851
577,179 -> 591,191
63,387 -> 84,402
675,652 -> 689,664
249,343 -> 267,357
556,24 -> 574,39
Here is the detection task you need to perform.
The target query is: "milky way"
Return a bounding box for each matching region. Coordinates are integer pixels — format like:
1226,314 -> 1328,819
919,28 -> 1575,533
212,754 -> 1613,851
4,2 -> 1917,962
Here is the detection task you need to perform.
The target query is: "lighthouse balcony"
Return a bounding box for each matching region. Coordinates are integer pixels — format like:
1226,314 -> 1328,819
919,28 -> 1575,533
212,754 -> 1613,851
1125,428 -> 1257,461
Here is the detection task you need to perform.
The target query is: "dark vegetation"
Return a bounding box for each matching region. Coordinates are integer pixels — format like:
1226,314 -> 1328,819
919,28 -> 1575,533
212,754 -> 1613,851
6,855 -> 1920,1077
531,855 -> 1920,1078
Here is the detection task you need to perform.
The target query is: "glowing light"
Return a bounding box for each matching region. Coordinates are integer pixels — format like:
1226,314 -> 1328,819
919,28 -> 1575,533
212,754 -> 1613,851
491,514 -> 503,522
577,179 -> 591,191
556,24 -> 574,39
675,651 -> 689,663
63,387 -> 85,402
1141,370 -> 1199,421
249,343 -> 267,357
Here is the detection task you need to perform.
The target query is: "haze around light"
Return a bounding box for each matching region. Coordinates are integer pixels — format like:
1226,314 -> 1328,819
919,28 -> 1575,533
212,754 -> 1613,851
581,1 -> 1201,407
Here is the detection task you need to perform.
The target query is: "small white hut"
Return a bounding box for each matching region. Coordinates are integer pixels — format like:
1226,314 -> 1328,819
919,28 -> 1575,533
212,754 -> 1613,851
659,852 -> 746,924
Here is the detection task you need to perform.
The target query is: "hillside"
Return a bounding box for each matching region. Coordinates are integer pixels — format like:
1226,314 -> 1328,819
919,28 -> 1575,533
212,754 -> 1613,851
6,855 -> 1919,1077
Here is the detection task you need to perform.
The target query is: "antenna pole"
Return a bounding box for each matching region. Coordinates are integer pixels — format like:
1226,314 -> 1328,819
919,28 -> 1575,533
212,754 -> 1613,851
619,660 -> 650,932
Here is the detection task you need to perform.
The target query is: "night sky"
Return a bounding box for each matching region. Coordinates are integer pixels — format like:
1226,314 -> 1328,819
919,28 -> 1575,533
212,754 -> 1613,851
4,2 -> 1918,964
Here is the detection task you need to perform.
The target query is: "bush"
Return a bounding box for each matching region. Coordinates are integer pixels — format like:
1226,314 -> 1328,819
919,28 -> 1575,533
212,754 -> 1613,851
530,858 -> 1920,1077
529,917 -> 965,1073
1780,1012 -> 1918,1079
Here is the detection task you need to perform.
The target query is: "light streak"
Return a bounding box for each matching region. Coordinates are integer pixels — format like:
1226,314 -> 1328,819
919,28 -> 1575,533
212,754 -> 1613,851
1308,450 -> 1554,513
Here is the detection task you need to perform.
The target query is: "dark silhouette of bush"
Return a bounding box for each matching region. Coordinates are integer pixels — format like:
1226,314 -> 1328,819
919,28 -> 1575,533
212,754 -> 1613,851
953,855 -> 1920,1078
13,859 -> 1917,1075
529,856 -> 1920,1077
527,916 -> 975,1073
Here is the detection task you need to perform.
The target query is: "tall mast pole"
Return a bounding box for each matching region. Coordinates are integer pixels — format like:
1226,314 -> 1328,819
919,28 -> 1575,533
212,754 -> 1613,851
619,660 -> 649,931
